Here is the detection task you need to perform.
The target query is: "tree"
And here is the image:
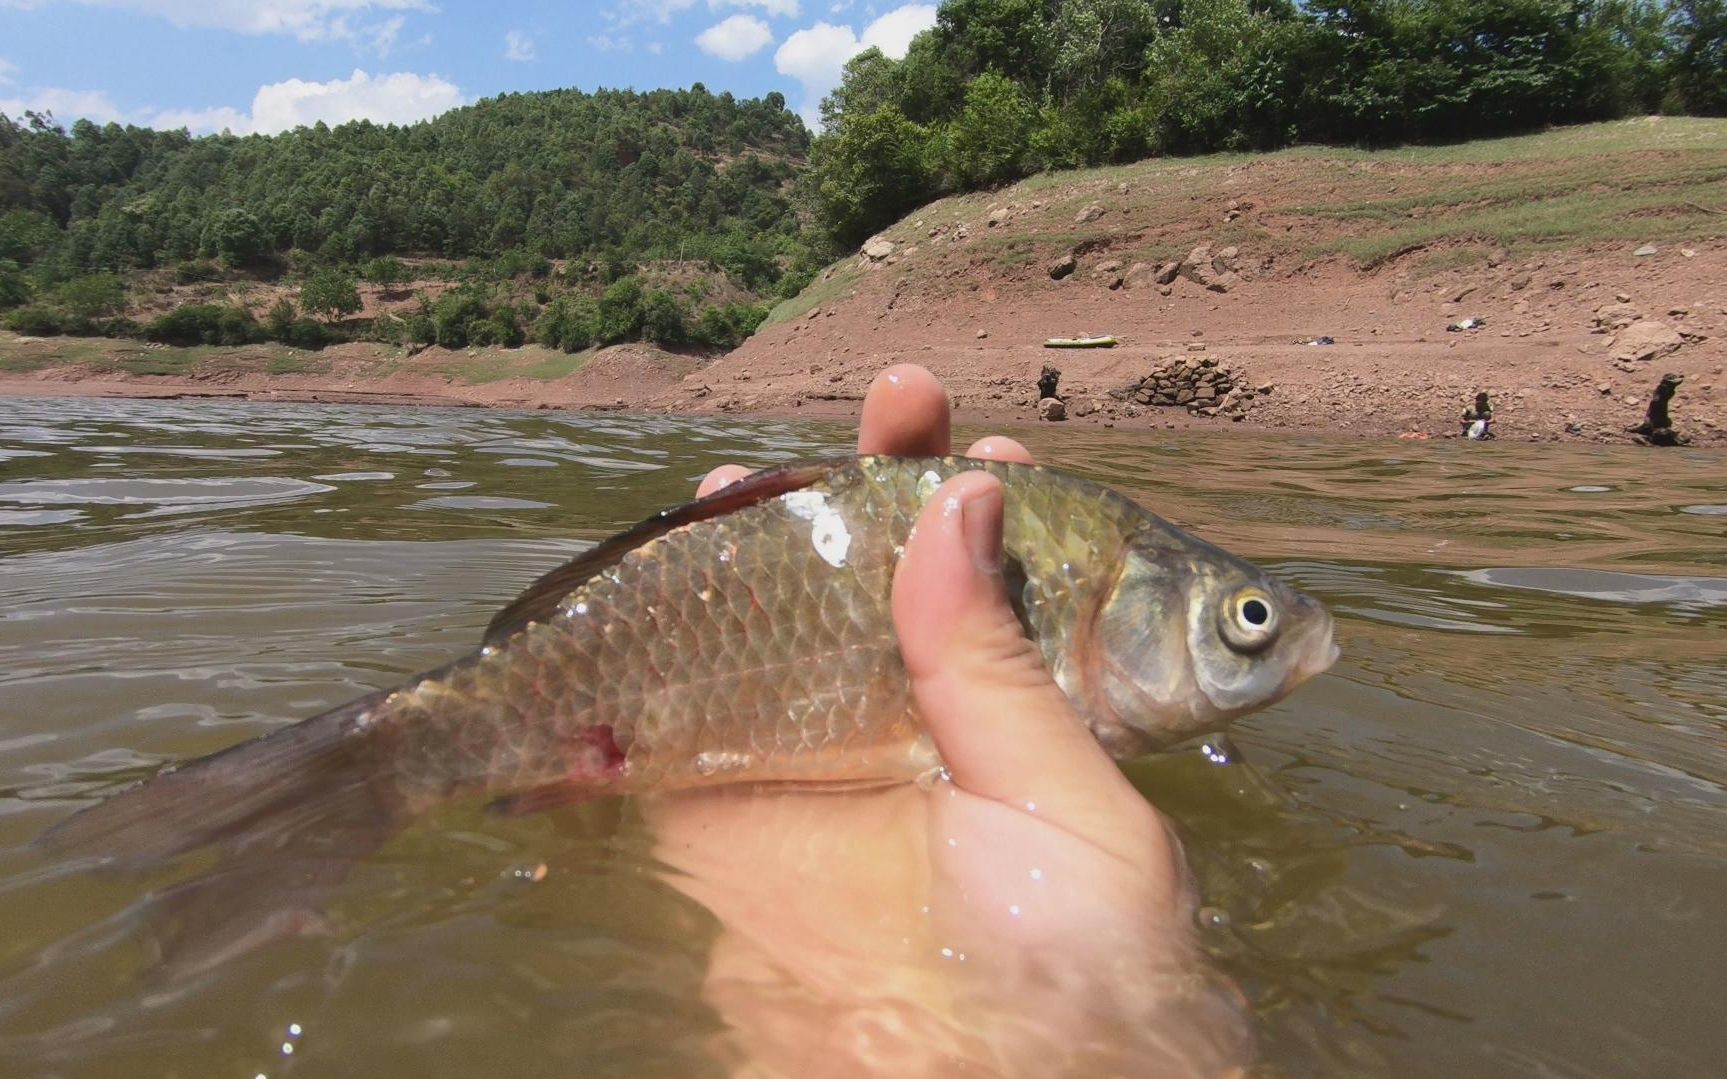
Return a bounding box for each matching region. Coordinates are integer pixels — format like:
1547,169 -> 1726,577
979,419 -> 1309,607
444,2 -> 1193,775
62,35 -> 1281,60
1669,0 -> 1727,114
299,269 -> 362,323
55,273 -> 126,318
939,72 -> 1035,188
205,208 -> 269,267
804,106 -> 935,247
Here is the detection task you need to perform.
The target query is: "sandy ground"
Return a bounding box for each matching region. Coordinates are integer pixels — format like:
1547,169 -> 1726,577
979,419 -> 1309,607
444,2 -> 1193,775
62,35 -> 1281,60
645,244 -> 1726,446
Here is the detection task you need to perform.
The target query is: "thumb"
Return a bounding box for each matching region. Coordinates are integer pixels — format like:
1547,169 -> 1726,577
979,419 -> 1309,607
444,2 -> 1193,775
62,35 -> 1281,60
891,472 -> 1156,845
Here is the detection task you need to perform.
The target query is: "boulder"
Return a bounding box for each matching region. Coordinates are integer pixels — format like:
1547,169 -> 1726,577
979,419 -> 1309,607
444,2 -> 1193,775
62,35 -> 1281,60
1047,253 -> 1077,280
987,207 -> 1011,228
1074,203 -> 1106,225
863,239 -> 894,260
1038,397 -> 1068,421
1593,302 -> 1642,331
1609,319 -> 1684,363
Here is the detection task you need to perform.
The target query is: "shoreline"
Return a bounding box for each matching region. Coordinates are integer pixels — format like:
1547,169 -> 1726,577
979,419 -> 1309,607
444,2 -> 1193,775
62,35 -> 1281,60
1,346 -> 1722,447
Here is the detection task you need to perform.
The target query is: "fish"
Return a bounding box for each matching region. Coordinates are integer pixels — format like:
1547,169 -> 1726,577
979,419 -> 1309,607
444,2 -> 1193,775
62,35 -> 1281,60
42,454 -> 1338,870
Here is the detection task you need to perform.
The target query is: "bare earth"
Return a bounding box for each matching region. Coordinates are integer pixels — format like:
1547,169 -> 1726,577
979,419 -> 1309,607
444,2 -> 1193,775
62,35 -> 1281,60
4,129 -> 1724,445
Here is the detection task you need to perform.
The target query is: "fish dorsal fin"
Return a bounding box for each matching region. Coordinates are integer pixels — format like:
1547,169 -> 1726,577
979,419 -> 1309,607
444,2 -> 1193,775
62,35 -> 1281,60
483,458 -> 846,644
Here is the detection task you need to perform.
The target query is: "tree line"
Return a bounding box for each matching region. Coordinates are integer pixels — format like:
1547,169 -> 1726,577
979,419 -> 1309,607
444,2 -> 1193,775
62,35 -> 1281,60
3,0 -> 1725,352
806,0 -> 1727,244
0,84 -> 806,352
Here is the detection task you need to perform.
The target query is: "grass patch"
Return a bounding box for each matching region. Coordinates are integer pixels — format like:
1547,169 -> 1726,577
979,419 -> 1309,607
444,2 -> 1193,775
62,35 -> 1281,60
267,351 -> 331,375
762,262 -> 861,326
434,346 -> 595,384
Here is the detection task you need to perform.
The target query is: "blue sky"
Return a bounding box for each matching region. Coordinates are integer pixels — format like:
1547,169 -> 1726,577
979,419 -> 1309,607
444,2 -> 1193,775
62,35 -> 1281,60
0,1 -> 938,133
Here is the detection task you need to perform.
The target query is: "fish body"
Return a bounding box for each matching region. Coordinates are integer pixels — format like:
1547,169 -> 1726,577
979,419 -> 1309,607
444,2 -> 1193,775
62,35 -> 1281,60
46,455 -> 1336,864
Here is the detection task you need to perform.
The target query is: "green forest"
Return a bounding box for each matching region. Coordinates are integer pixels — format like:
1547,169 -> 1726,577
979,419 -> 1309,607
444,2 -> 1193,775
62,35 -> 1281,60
2,0 -> 1724,355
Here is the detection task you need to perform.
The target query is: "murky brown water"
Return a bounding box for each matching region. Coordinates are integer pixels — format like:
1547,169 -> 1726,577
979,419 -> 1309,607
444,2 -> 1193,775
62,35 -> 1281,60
1,395 -> 1723,1077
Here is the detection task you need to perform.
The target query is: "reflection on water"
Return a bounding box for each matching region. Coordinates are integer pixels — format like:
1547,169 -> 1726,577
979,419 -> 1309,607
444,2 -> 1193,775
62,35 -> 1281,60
1,395 -> 1724,1076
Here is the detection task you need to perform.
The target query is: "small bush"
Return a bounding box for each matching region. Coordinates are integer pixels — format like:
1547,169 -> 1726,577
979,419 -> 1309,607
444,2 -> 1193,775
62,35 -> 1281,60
145,304 -> 261,346
4,306 -> 63,335
285,318 -> 329,350
174,260 -> 222,285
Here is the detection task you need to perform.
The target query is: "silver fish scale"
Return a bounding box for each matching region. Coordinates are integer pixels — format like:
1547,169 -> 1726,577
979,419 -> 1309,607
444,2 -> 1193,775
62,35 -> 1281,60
382,458 -> 1146,801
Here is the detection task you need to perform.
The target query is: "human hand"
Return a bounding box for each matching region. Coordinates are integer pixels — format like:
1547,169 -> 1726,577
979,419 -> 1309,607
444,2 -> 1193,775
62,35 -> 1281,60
648,365 -> 1247,1076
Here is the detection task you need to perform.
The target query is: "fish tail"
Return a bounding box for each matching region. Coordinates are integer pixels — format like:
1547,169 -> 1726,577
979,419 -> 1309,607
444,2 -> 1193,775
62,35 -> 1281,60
38,688 -> 406,868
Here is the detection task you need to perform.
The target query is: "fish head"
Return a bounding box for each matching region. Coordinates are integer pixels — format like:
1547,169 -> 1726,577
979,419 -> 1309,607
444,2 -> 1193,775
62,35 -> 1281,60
1083,527 -> 1338,756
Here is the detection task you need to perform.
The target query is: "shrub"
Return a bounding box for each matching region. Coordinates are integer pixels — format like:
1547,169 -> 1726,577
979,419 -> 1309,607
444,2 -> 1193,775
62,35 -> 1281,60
4,306 -> 63,335
174,260 -> 222,285
145,304 -> 261,346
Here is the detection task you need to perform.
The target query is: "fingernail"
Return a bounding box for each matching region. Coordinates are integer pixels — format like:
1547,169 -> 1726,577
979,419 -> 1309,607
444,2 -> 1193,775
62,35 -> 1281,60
960,483 -> 1003,575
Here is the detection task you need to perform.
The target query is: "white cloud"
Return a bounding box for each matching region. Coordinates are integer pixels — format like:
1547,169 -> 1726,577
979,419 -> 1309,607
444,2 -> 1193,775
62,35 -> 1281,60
13,1 -> 430,46
774,5 -> 934,123
0,85 -> 128,124
696,14 -> 773,61
774,21 -> 856,90
646,40 -> 664,54
504,29 -> 536,62
607,0 -> 696,28
860,3 -> 933,57
370,14 -> 405,56
711,0 -> 798,18
150,104 -> 250,133
247,69 -> 462,133
587,33 -> 631,52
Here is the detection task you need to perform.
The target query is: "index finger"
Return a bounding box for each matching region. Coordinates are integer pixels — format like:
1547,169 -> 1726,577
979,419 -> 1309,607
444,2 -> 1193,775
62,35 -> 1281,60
858,365 -> 950,457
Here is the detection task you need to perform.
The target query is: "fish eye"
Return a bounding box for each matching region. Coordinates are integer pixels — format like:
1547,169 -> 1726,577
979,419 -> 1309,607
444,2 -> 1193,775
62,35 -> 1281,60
1219,587 -> 1279,653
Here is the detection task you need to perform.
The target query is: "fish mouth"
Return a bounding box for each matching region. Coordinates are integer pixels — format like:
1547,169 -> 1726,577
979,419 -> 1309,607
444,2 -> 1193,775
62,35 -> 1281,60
1289,602 -> 1341,686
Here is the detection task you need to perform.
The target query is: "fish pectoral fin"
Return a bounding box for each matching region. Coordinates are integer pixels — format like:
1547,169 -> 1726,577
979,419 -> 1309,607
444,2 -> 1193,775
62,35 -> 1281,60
485,782 -> 615,817
483,458 -> 847,644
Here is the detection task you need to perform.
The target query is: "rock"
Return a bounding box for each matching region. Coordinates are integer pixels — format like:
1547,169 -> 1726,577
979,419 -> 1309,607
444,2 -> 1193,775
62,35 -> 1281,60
1154,261 -> 1180,285
1123,262 -> 1155,288
863,238 -> 894,260
1038,397 -> 1067,421
1608,319 -> 1684,363
1097,259 -> 1122,274
987,207 -> 1010,228
1072,398 -> 1098,417
1634,244 -> 1659,257
1047,253 -> 1077,280
1106,275 -> 1124,290
1257,382 -> 1275,395
1180,243 -> 1238,293
1616,292 -> 1632,303
1598,382 -> 1612,394
1075,203 -> 1106,225
976,329 -> 988,339
954,225 -> 970,240
1593,302 -> 1641,330
1451,284 -> 1477,303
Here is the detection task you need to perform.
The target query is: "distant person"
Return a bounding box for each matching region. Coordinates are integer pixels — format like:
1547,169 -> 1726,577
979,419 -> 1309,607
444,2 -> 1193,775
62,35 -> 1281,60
1462,392 -> 1494,440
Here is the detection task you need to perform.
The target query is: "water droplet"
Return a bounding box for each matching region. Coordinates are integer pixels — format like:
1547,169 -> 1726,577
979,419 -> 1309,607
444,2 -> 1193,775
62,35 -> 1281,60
1008,904 -> 1021,917
1024,800 -> 1037,813
946,837 -> 957,848
1029,867 -> 1044,881
1200,734 -> 1240,765
940,946 -> 954,959
1197,906 -> 1231,930
287,1023 -> 302,1038
281,1042 -> 295,1055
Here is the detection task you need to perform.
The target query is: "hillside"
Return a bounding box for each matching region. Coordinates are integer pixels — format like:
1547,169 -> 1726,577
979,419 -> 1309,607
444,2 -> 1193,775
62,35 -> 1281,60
4,119 -> 1725,445
650,118 -> 1727,445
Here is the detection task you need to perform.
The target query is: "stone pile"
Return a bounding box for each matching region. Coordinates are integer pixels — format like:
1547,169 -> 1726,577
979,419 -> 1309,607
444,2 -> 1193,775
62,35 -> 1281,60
1112,356 -> 1266,420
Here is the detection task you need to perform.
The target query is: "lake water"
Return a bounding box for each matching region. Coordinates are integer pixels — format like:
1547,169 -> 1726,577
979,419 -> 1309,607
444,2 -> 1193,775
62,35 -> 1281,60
0,395 -> 1723,1076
